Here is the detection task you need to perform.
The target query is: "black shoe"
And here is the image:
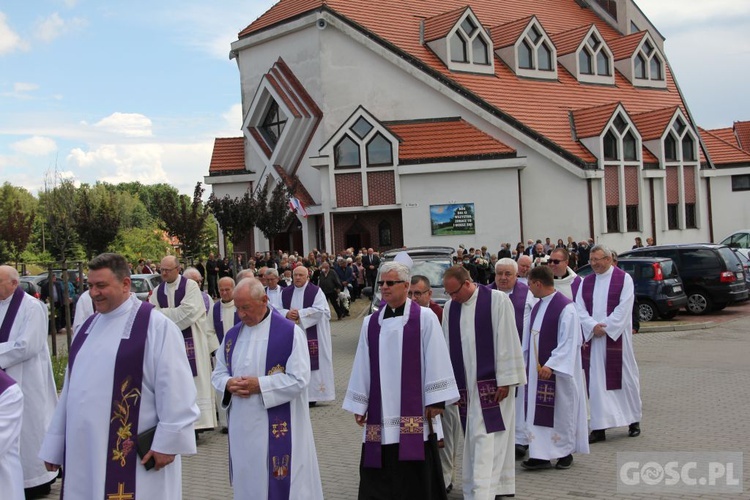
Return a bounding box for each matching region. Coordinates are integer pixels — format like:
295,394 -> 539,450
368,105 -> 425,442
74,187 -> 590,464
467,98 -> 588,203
220,427 -> 228,434
589,429 -> 606,443
445,482 -> 453,494
309,401 -> 317,408
521,458 -> 552,470
25,481 -> 52,499
515,444 -> 528,460
628,422 -> 641,437
556,454 -> 573,469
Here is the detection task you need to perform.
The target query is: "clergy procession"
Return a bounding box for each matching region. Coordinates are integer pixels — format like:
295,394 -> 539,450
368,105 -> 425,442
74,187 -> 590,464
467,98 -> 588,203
0,242 -> 646,499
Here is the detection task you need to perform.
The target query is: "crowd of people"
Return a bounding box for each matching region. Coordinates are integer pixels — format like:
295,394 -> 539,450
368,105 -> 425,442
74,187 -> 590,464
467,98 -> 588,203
0,237 -> 644,499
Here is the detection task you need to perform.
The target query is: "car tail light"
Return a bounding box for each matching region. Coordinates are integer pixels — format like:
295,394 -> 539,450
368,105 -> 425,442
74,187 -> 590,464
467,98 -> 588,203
720,271 -> 736,283
652,263 -> 664,281
34,292 -> 41,299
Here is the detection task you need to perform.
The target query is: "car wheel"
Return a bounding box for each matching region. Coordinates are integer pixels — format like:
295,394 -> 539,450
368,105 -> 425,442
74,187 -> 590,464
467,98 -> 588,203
686,291 -> 712,315
638,300 -> 657,322
660,310 -> 679,320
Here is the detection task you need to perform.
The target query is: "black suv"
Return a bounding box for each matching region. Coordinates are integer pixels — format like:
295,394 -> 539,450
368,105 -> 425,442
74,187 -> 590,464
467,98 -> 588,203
620,244 -> 748,315
577,257 -> 687,321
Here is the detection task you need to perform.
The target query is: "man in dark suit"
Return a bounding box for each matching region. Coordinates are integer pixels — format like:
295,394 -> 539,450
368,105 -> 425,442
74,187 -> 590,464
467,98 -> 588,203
40,274 -> 66,332
362,248 -> 380,288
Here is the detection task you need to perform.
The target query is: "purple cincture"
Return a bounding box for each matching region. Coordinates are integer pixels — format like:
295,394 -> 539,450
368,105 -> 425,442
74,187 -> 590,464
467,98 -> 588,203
363,301 -> 424,468
281,284 -> 320,371
157,277 -> 197,376
448,285 -> 505,433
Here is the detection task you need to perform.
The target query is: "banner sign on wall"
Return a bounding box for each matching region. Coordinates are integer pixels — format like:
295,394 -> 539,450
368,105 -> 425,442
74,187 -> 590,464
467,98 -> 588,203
430,203 -> 476,236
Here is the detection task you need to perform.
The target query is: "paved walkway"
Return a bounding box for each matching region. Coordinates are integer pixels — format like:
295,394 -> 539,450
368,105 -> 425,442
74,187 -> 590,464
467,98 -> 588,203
46,299 -> 749,498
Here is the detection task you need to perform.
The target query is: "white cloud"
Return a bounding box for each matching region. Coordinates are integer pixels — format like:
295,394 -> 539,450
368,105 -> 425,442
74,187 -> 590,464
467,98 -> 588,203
67,143 -> 170,185
10,136 -> 57,156
35,12 -> 87,43
14,82 -> 39,93
94,112 -> 153,137
0,11 -> 27,55
637,0 -> 750,30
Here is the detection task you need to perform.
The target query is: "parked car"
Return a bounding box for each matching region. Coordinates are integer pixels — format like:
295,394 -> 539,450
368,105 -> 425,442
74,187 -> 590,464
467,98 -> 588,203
719,229 -> 750,259
730,248 -> 750,295
130,274 -> 163,301
576,257 -> 687,322
363,246 -> 455,314
620,244 -> 748,315
19,275 -> 44,300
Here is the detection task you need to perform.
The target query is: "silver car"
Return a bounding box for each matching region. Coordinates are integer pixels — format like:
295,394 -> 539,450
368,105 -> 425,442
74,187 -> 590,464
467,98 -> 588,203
130,274 -> 162,301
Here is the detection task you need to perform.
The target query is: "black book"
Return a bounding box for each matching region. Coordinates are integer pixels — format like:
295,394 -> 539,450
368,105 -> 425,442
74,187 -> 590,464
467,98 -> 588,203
136,426 -> 157,471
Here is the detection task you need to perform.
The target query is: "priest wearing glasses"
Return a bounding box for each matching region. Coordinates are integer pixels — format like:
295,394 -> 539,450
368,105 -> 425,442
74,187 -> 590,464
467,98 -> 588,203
344,255 -> 459,499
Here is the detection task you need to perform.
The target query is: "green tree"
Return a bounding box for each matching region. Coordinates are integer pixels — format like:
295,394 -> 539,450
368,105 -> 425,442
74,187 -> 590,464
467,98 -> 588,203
115,182 -> 179,221
155,182 -> 211,260
255,181 -> 295,252
0,183 -> 38,263
74,184 -> 122,260
207,190 -> 257,248
111,226 -> 172,264
39,175 -> 79,261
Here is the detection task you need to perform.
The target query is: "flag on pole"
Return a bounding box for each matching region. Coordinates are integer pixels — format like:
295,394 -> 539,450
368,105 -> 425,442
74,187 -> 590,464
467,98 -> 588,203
289,196 -> 308,218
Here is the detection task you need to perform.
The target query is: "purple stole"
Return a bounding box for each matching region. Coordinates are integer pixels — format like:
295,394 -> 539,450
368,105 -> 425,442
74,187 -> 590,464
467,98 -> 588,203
528,292 -> 571,428
581,267 -> 626,393
281,284 -> 320,371
0,286 -> 25,344
68,301 -> 154,500
156,277 -> 197,376
223,309 -> 295,500
212,302 -> 239,344
364,301 -> 424,468
487,281 -> 527,340
0,370 -> 16,392
448,285 -> 505,433
201,292 -> 210,314
571,275 -> 582,299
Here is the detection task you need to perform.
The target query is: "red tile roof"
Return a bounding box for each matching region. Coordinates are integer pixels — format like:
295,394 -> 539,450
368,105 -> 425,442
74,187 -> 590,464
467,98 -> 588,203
706,127 -> 737,148
274,165 -> 316,206
550,24 -> 591,56
491,16 -> 534,49
734,121 -> 750,152
240,0 -> 693,167
209,137 -> 246,174
607,31 -> 644,60
642,147 -> 658,165
699,127 -> 750,167
384,117 -> 515,164
631,106 -> 678,141
423,6 -> 466,43
572,102 -> 620,139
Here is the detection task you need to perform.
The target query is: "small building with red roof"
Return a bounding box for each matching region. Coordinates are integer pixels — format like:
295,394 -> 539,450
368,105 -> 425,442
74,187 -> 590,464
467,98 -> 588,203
204,0 -> 746,254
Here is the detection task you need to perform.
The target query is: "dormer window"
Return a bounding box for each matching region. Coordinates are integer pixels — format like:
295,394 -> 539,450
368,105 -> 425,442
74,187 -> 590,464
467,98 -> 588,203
556,25 -> 614,85
662,115 -> 699,229
600,111 -> 642,234
579,33 -> 611,76
366,133 -> 393,166
664,117 -> 697,163
335,135 -> 360,168
425,7 -> 494,74
520,25 -> 554,72
331,115 -> 395,170
260,101 -> 287,150
635,39 -> 663,81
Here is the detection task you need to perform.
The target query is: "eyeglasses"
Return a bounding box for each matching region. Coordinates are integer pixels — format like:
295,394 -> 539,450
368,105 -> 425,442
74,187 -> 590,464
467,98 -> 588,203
589,256 -> 610,264
377,280 -> 405,287
445,281 -> 467,296
160,267 -> 178,273
407,290 -> 427,298
548,259 -> 564,265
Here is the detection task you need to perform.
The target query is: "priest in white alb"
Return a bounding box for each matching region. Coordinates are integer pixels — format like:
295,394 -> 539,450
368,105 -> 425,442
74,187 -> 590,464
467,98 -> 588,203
212,277 -> 323,500
150,255 -> 217,431
264,268 -> 285,310
206,276 -> 239,431
574,244 -> 642,443
0,370 -> 24,500
442,265 -> 526,499
0,265 -> 58,497
39,253 -> 199,499
277,266 -> 335,404
344,259 -> 459,499
520,266 -> 588,471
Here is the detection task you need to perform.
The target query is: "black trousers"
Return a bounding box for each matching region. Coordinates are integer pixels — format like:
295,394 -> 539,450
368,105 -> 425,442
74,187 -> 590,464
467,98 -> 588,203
325,291 -> 345,319
358,442 -> 447,500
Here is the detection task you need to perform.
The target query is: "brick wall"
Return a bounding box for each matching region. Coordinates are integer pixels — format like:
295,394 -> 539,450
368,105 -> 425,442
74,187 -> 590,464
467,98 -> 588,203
332,210 -> 403,253
335,173 -> 363,207
367,171 -> 396,205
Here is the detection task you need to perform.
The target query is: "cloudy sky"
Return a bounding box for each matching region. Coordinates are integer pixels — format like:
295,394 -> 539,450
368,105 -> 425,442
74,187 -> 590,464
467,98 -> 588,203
1,0 -> 748,195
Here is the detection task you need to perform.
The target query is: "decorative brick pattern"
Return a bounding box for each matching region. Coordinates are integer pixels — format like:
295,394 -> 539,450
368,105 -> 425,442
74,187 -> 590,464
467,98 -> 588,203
666,166 -> 679,203
684,165 -> 696,202
335,173 -> 363,207
624,165 -> 639,205
605,165 -> 619,204
367,171 -> 396,206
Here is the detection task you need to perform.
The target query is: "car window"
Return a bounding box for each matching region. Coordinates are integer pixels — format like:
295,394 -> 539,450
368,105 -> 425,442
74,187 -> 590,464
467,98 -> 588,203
731,233 -> 750,248
410,259 -> 451,288
659,260 -> 678,279
638,263 -> 653,279
680,249 -> 719,271
131,279 -> 149,293
618,261 -> 638,279
718,247 -> 742,271
149,276 -> 163,287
